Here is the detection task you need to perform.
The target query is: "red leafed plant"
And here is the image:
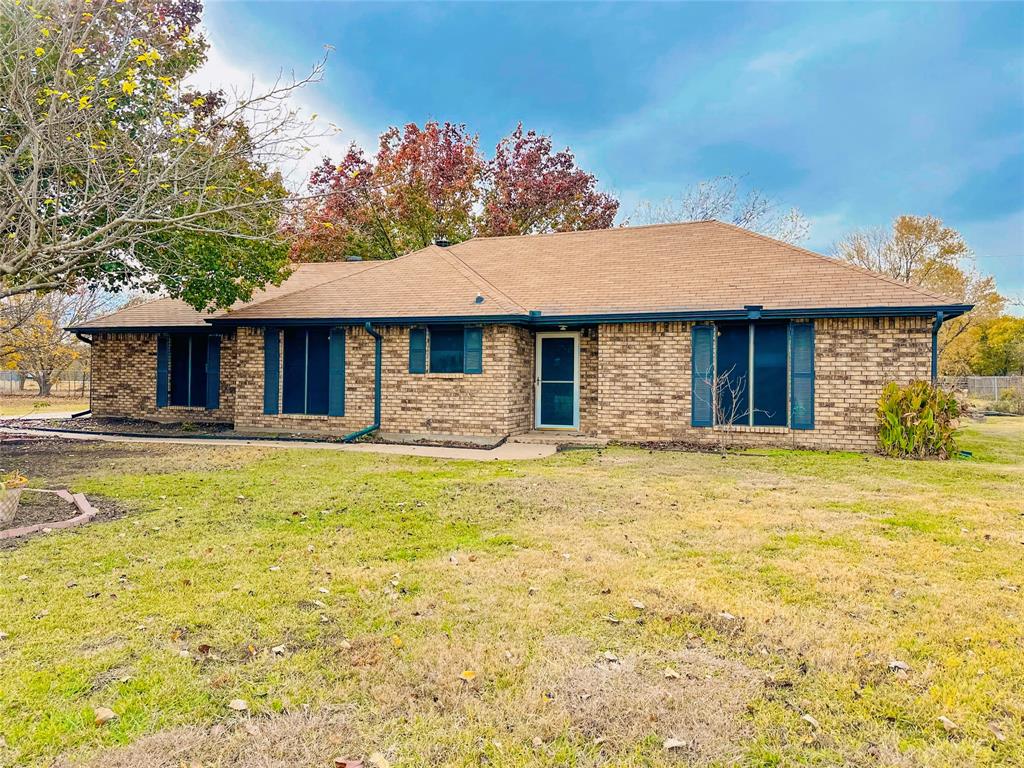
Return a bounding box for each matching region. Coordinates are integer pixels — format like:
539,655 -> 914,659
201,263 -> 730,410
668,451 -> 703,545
290,121 -> 618,262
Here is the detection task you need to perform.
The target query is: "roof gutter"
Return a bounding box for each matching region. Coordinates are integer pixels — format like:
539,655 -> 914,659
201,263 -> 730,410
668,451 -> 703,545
203,303 -> 975,330
932,310 -> 945,382
341,321 -> 382,442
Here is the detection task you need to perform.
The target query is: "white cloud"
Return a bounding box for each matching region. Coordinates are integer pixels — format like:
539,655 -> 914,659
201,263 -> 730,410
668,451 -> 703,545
746,48 -> 811,76
187,28 -> 376,190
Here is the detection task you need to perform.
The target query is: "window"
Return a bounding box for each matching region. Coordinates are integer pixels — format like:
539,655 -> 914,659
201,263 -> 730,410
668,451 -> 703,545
409,326 -> 483,374
429,327 -> 464,373
714,321 -> 789,427
282,328 -> 330,415
169,334 -> 208,408
752,323 -> 788,426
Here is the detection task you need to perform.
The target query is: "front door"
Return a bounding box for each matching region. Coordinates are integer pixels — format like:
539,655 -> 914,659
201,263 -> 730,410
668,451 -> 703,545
535,332 -> 579,429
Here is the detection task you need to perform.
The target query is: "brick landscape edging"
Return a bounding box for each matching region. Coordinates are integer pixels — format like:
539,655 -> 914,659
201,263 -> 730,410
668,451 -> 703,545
0,489 -> 98,540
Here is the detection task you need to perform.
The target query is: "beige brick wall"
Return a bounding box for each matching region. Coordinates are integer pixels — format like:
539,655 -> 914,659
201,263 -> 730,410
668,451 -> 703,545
90,332 -> 236,423
592,317 -> 932,451
233,325 -> 535,438
89,317 -> 931,451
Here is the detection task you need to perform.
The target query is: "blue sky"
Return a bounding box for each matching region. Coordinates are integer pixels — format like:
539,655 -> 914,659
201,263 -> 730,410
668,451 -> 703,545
198,1 -> 1024,301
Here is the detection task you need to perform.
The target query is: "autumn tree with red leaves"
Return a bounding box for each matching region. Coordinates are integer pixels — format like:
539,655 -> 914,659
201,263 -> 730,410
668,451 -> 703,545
291,121 -> 618,261
479,124 -> 618,237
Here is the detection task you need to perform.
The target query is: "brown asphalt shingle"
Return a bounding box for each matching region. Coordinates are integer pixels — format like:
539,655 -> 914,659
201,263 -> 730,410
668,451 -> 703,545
73,222 -> 963,329
73,261 -> 373,330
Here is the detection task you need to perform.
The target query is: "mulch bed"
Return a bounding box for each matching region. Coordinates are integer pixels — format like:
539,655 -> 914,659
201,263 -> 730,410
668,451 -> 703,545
0,489 -> 127,550
4,416 -> 234,437
2,417 -> 503,449
0,435 -> 134,549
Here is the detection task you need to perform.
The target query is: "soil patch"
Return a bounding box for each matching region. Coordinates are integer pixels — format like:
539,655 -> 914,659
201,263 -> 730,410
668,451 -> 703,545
0,489 -> 128,550
0,434 -> 142,481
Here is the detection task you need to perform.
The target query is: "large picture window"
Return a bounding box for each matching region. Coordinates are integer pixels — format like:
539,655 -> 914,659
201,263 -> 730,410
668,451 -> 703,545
169,334 -> 208,408
715,321 -> 789,427
282,328 -> 330,415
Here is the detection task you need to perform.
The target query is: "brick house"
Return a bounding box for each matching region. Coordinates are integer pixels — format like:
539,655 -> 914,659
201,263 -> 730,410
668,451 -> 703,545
69,222 -> 971,451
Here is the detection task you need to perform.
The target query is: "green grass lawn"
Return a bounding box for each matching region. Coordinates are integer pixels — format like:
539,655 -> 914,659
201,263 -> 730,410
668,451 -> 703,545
0,419 -> 1021,767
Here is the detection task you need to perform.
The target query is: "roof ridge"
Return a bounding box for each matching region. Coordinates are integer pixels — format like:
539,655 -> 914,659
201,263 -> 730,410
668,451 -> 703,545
708,221 -> 959,305
452,219 -> 712,246
435,247 -> 528,314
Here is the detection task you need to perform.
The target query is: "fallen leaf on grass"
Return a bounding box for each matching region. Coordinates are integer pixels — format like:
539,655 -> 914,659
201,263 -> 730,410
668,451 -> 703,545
630,599 -> 646,610
663,667 -> 680,679
602,651 -> 618,663
390,635 -> 402,649
989,722 -> 1006,742
801,714 -> 820,730
367,752 -> 390,768
94,707 -> 117,725
459,670 -> 477,682
938,716 -> 959,733
271,644 -> 287,656
227,699 -> 249,711
888,659 -> 910,672
335,760 -> 363,768
663,737 -> 686,750
603,614 -> 621,624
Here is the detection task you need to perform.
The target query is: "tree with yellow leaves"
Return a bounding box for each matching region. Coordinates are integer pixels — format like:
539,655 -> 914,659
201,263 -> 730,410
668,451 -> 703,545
1,0 -> 328,309
0,289 -> 116,396
831,215 -> 1004,370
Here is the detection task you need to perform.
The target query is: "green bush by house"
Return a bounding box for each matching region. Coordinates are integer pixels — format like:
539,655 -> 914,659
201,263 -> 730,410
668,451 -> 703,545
877,380 -> 963,458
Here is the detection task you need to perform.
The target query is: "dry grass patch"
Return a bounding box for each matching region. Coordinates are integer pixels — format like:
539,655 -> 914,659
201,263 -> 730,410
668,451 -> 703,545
538,639 -> 762,764
62,709 -> 359,768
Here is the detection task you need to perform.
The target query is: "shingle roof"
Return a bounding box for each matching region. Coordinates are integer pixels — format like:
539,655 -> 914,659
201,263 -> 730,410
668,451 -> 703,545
71,222 -> 969,331
449,221 -> 957,315
70,261 -> 374,330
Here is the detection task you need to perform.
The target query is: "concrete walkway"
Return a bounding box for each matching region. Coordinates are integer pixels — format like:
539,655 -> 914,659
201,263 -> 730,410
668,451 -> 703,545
0,425 -> 557,461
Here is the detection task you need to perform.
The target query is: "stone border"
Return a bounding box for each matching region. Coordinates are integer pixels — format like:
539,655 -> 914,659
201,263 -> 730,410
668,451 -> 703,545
0,488 -> 98,540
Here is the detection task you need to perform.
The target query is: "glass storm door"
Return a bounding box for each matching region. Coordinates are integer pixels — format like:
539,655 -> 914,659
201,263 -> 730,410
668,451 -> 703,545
535,333 -> 579,429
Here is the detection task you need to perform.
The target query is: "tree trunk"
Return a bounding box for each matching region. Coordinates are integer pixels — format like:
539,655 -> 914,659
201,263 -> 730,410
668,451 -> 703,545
36,376 -> 52,397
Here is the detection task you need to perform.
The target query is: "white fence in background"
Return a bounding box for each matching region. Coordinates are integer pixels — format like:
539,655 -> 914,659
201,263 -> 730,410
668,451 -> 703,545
939,375 -> 1023,400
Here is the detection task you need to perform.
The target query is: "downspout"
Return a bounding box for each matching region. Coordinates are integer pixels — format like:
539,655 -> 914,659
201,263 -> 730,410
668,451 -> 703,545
931,311 -> 944,382
342,321 -> 382,442
73,333 -> 93,417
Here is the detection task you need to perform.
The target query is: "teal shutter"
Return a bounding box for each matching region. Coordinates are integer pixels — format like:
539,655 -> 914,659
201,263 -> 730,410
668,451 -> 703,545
156,335 -> 169,408
409,328 -> 426,373
328,328 -> 346,416
464,327 -> 483,374
691,325 -> 714,427
205,335 -> 221,410
790,322 -> 815,430
263,329 -> 279,414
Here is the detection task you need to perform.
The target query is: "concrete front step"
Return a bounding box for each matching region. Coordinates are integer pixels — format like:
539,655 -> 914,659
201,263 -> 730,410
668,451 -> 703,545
509,431 -> 608,447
